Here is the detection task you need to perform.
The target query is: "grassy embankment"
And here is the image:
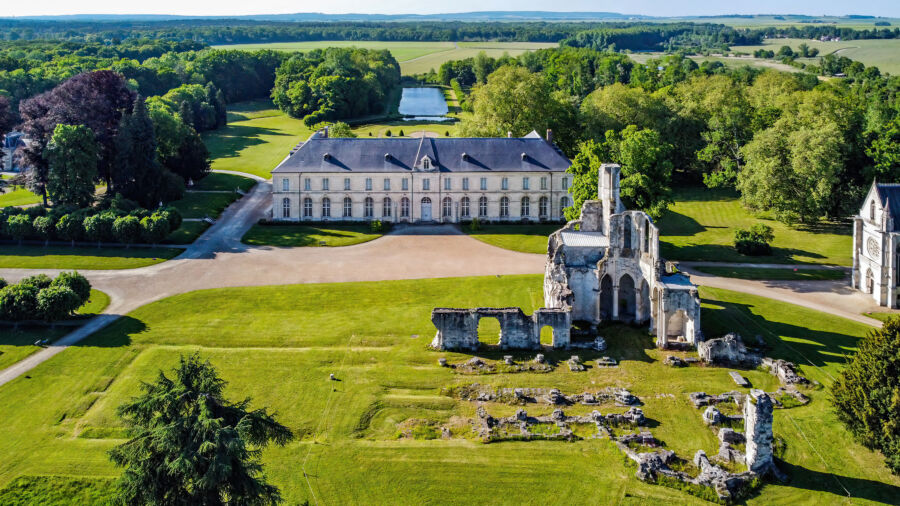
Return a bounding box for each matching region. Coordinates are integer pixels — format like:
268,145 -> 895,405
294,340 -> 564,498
0,275 -> 896,504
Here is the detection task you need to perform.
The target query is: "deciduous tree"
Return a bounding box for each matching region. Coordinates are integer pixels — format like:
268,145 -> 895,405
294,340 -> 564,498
45,124 -> 98,208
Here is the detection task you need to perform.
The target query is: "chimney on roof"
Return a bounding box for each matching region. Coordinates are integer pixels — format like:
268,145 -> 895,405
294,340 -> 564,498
546,129 -> 553,143
507,131 -> 512,138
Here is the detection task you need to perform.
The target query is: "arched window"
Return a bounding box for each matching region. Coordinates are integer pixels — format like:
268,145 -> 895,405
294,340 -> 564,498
364,197 -> 374,218
401,197 -> 410,218
643,219 -> 651,252
282,197 -> 291,218
303,198 -> 312,217
322,198 -> 331,218
479,196 -> 488,217
460,197 -> 470,218
539,196 -> 548,217
560,196 -> 569,215
343,197 -> 353,218
871,200 -> 876,220
500,197 -> 509,218
383,197 -> 392,217
623,215 -> 633,249
442,197 -> 453,218
520,196 -> 530,217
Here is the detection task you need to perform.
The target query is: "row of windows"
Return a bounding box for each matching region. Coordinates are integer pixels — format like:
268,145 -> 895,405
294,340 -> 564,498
282,196 -> 572,219
286,176 -> 571,192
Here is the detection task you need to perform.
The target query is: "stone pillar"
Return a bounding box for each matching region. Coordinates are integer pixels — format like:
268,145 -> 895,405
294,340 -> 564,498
744,392 -> 775,474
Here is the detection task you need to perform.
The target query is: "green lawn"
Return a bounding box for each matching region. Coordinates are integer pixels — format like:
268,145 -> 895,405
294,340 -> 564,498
168,192 -> 240,220
0,289 -> 110,370
241,224 -> 382,247
163,220 -> 209,244
0,275 -> 896,503
203,100 -> 313,180
862,311 -> 900,323
464,223 -> 560,254
0,186 -> 40,207
0,246 -> 181,269
658,188 -> 852,266
192,172 -> 257,192
693,266 -> 847,281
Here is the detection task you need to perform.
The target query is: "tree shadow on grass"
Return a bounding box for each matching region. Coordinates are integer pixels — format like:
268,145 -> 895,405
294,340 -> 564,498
701,299 -> 864,371
202,123 -> 291,160
656,210 -> 708,237
775,459 -> 900,504
73,316 -> 143,348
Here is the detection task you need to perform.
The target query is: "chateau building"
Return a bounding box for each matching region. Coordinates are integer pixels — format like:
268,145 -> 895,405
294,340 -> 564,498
271,129 -> 573,223
852,181 -> 900,308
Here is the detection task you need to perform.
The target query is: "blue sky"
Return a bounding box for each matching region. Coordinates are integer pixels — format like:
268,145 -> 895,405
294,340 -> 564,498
13,0 -> 900,18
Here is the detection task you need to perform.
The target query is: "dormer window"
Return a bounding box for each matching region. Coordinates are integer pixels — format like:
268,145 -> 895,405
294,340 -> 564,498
384,153 -> 392,161
461,152 -> 469,162
422,157 -> 431,169
323,153 -> 331,161
521,152 -> 527,160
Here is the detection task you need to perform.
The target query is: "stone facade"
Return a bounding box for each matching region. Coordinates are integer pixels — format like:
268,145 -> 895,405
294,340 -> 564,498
543,163 -> 702,348
430,307 -> 571,351
271,129 -> 573,223
852,181 -> 900,308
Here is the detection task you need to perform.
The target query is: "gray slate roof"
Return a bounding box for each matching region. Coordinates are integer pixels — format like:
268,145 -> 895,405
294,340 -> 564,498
876,183 -> 900,226
272,132 -> 571,174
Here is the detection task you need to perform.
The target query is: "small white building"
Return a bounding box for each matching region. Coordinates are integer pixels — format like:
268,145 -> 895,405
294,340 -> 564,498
851,181 -> 900,307
270,129 -> 573,223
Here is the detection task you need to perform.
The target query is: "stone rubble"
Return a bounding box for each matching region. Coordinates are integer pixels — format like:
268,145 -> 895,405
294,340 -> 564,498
698,333 -> 762,366
567,355 -> 585,371
664,355 -> 687,367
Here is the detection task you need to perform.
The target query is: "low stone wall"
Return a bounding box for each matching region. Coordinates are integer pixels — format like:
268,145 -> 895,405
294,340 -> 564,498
430,307 -> 571,351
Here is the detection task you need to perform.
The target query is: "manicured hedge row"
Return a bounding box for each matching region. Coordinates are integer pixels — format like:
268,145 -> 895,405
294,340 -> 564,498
0,272 -> 91,322
1,202 -> 182,246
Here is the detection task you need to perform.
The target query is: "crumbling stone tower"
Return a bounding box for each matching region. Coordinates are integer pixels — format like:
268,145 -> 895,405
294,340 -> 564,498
744,392 -> 775,474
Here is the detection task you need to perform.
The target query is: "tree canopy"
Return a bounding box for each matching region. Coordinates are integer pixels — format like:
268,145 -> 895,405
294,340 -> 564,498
109,354 -> 294,505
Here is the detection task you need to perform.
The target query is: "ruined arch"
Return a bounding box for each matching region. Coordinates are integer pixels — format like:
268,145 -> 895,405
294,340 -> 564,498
638,279 -> 651,322
619,273 -> 636,320
600,274 -> 613,320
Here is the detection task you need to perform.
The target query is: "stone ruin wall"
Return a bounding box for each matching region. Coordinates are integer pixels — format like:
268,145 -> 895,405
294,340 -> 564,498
430,307 -> 572,351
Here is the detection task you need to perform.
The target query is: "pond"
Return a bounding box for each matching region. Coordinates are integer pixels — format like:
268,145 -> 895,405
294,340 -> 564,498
398,87 -> 451,122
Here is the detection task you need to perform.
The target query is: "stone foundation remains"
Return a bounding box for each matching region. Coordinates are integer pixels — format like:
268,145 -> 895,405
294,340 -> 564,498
430,307 -> 571,351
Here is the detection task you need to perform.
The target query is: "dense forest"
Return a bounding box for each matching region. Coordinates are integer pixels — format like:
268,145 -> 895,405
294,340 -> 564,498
271,48 -> 400,126
436,46 -> 899,224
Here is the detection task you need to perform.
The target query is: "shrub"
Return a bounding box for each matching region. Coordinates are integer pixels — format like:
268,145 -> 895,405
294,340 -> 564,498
832,317 -> 900,474
56,214 -> 84,243
51,271 -> 91,305
0,283 -> 39,320
734,224 -> 774,256
399,129 -> 405,137
84,212 -> 116,243
37,285 -> 81,321
140,215 -> 171,244
32,215 -> 56,242
155,207 -> 182,231
0,278 -> 5,289
113,215 -> 141,245
20,274 -> 53,290
385,129 -> 392,137
369,220 -> 390,233
469,217 -> 482,232
7,214 -> 33,243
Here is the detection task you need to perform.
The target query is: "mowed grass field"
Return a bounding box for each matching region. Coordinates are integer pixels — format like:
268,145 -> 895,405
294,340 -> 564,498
0,175 -> 40,207
203,100 -> 313,180
212,40 -> 556,75
0,246 -> 181,269
731,37 -> 900,75
241,223 -> 382,247
465,223 -> 560,254
0,275 -> 897,504
657,188 -> 852,266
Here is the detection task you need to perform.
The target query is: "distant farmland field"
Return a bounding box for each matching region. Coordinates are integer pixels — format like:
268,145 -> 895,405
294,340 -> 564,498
212,40 -> 557,75
731,37 -> 900,74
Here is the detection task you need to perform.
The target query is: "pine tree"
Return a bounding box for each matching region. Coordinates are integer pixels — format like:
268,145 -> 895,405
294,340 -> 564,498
214,89 -> 228,128
114,96 -> 165,207
109,354 -> 293,505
